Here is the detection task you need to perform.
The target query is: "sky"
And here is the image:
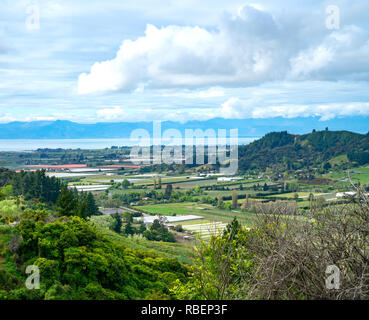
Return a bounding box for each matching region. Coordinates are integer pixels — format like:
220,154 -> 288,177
0,0 -> 369,123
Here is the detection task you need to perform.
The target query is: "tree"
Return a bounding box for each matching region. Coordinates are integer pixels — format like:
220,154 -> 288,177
194,186 -> 201,194
173,190 -> 369,300
122,179 -> 131,189
315,196 -> 326,210
158,177 -> 162,189
85,192 -> 99,217
0,185 -> 13,196
217,195 -> 223,208
12,169 -> 61,203
153,178 -> 157,189
138,222 -> 147,234
172,217 -> 249,300
323,162 -> 332,171
231,190 -> 238,209
123,212 -> 133,224
0,167 -> 15,188
124,222 -> 135,236
308,193 -> 314,210
223,217 -> 240,241
75,194 -> 88,219
13,215 -> 186,300
165,184 -> 173,199
263,183 -> 269,191
241,194 -> 249,211
143,218 -> 175,242
57,186 -> 77,217
111,213 -> 122,234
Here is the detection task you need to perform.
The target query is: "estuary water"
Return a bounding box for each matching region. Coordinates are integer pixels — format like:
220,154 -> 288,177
0,137 -> 257,151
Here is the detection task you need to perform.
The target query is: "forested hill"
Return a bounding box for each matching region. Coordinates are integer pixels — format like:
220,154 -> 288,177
238,130 -> 369,171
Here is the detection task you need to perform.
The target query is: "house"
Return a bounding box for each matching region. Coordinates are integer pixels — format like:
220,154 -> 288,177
336,192 -> 356,198
99,208 -> 126,215
217,177 -> 243,182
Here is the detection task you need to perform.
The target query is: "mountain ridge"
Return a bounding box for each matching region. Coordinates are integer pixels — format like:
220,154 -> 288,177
0,117 -> 368,139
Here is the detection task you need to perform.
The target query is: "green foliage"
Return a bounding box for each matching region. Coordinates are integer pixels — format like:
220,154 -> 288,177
348,151 -> 369,165
0,185 -> 13,196
121,179 -> 131,189
111,213 -> 122,234
85,192 -> 100,217
0,199 -> 22,221
1,215 -> 187,300
57,186 -> 78,217
57,186 -> 99,219
238,130 -> 369,171
0,167 -> 15,188
165,184 -> 173,199
124,222 -> 135,236
144,219 -> 175,243
13,170 -> 61,203
89,215 -> 115,230
171,218 -> 252,300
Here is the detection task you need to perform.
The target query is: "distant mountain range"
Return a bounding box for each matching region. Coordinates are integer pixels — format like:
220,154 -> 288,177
0,117 -> 368,139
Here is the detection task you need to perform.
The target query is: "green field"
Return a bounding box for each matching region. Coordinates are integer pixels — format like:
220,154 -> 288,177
136,202 -> 295,226
324,166 -> 369,184
137,202 -> 215,215
265,192 -> 309,198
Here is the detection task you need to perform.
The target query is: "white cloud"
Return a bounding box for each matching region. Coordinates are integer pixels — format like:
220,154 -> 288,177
96,106 -> 127,120
2,1 -> 369,123
289,45 -> 334,78
0,113 -> 58,123
160,87 -> 225,98
94,105 -> 217,122
289,26 -> 369,79
220,98 -> 369,120
197,87 -> 225,98
77,5 -> 288,94
78,4 -> 369,95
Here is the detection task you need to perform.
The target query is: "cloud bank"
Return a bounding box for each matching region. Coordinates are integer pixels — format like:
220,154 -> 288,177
2,1 -> 369,123
220,98 -> 369,121
78,4 -> 369,95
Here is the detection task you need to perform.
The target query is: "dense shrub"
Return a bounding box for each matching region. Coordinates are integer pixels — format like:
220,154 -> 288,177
1,215 -> 187,300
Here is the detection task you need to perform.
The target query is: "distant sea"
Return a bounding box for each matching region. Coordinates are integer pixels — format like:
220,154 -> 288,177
0,137 -> 257,151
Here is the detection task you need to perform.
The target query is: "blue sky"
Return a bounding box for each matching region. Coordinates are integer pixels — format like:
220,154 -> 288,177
0,0 -> 369,123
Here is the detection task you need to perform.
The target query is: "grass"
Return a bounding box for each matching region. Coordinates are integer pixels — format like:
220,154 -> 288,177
265,192 -> 310,198
137,202 -> 268,226
181,221 -> 229,239
92,224 -> 195,265
136,203 -> 200,216
175,219 -> 213,226
329,154 -> 348,165
324,166 -> 369,184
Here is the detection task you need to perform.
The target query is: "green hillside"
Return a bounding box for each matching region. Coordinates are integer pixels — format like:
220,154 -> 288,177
238,130 -> 369,171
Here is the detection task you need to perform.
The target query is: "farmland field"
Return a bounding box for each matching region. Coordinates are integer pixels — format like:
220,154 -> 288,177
181,221 -> 229,239
324,166 -> 369,184
137,202 -> 268,226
